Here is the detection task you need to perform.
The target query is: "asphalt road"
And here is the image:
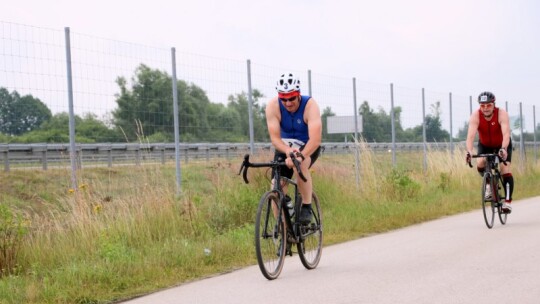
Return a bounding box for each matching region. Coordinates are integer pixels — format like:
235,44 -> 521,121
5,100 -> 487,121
122,196 -> 540,304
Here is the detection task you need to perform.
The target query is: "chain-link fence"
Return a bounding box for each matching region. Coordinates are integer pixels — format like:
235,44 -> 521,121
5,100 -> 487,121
1,21 -> 538,190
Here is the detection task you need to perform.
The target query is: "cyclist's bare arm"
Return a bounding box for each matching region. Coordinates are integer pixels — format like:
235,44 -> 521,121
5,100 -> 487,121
302,98 -> 322,158
466,111 -> 479,153
265,97 -> 292,155
498,109 -> 511,150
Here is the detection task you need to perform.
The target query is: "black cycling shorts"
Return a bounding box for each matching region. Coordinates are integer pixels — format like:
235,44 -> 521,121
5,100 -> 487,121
478,139 -> 512,162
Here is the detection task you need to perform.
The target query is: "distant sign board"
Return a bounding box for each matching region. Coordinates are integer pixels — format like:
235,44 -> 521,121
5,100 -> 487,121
327,115 -> 363,134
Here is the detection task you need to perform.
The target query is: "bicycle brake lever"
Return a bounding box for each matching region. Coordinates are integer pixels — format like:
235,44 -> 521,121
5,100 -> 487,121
294,151 -> 305,161
239,154 -> 250,184
289,152 -> 308,182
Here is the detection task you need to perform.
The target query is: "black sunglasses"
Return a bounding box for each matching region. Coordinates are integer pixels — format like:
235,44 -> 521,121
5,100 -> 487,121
280,96 -> 297,103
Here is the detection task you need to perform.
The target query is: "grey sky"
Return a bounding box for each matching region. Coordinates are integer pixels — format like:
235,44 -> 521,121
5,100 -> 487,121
2,0 -> 539,112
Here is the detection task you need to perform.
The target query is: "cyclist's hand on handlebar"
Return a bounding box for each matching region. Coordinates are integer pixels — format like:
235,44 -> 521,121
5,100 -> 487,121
498,148 -> 508,161
285,148 -> 301,168
465,151 -> 472,166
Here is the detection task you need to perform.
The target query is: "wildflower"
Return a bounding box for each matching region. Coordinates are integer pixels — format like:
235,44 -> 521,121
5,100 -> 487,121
93,204 -> 103,214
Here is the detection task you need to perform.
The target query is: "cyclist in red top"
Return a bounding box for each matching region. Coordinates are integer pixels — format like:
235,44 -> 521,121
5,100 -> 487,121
465,91 -> 513,213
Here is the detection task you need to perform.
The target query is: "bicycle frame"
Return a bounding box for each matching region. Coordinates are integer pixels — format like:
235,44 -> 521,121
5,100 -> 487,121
473,153 -> 506,204
240,153 -> 323,279
469,153 -> 508,228
241,153 -> 311,243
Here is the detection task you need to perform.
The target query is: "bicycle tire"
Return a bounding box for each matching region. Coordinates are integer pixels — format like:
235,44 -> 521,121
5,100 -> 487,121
496,175 -> 508,225
255,191 -> 285,280
482,174 -> 495,229
498,203 -> 508,224
298,192 -> 323,269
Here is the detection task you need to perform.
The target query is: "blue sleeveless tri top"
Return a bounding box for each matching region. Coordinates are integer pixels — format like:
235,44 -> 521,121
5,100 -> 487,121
279,95 -> 311,143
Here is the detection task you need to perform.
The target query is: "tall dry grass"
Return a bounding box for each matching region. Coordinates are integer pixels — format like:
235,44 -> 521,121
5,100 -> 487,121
0,146 -> 538,303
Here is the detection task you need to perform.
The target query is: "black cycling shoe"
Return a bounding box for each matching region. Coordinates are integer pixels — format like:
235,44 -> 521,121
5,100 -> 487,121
299,204 -> 313,224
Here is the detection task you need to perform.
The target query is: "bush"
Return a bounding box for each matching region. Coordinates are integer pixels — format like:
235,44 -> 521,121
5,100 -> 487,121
384,169 -> 420,201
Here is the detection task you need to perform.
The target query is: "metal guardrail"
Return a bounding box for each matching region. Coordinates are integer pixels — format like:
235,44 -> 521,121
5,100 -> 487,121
0,142 -> 535,171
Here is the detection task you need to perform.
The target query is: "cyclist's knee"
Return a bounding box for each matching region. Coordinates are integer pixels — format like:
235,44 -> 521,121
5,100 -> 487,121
476,166 -> 485,177
501,162 -> 511,174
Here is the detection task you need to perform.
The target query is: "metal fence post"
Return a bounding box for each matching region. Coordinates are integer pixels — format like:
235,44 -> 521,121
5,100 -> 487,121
352,77 -> 360,188
534,105 -> 537,163
2,149 -> 8,172
390,83 -> 396,167
308,69 -> 312,97
449,92 -> 453,155
42,149 -> 47,170
64,27 -> 77,191
107,149 -> 112,167
246,59 -> 255,155
171,47 -> 182,194
469,96 -> 472,116
519,102 -> 525,164
422,88 -> 427,172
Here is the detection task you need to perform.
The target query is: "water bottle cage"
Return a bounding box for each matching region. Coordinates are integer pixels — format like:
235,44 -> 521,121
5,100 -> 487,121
284,195 -> 295,217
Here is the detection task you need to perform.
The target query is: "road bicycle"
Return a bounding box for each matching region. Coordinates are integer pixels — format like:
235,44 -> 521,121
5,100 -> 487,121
468,153 -> 508,229
239,152 -> 323,280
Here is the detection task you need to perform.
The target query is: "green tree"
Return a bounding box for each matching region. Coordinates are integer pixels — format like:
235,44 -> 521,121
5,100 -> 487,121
76,113 -> 119,142
406,102 -> 450,142
114,64 -> 175,141
456,121 -> 470,141
16,112 -> 117,143
0,88 -> 52,136
359,101 -> 404,142
113,64 -> 219,142
114,64 -> 272,142
425,102 -> 451,142
227,90 -> 268,142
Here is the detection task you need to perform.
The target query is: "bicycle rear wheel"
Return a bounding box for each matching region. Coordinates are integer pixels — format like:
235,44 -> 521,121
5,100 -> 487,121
482,174 -> 495,229
255,191 -> 285,280
298,193 -> 323,269
498,202 -> 507,224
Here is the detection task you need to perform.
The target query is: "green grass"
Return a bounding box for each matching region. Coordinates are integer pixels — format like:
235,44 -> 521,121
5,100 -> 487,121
0,148 -> 539,303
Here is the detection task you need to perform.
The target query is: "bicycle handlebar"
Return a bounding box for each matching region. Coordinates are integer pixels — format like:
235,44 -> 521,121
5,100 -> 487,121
467,153 -> 508,168
238,153 -> 307,184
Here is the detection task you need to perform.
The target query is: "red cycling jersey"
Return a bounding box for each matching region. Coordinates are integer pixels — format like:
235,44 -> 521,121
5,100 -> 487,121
477,107 -> 503,148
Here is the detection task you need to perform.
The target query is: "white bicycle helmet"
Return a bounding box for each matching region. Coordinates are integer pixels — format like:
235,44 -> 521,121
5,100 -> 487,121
275,72 -> 301,94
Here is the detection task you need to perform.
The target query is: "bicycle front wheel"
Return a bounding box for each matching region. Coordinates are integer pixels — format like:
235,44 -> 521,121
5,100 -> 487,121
255,191 -> 285,280
298,192 -> 323,269
482,174 -> 495,229
496,176 -> 508,225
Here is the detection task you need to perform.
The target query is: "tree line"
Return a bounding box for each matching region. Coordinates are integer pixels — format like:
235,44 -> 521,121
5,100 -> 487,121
1,64 -> 537,144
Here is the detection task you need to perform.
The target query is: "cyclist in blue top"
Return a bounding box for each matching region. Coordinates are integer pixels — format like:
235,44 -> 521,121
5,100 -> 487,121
265,72 -> 322,223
